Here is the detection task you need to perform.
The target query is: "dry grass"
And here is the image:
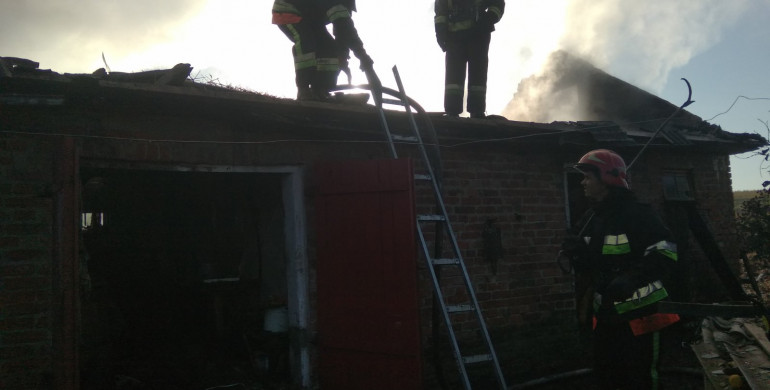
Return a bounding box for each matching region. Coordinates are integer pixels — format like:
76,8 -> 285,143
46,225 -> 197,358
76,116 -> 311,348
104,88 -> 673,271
188,71 -> 277,97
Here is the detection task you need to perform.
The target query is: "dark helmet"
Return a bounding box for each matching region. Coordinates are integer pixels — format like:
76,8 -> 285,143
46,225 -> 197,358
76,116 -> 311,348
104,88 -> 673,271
574,149 -> 629,189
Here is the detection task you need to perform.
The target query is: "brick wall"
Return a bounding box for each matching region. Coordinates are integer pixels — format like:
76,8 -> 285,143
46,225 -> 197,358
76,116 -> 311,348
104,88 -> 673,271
418,147 -> 583,382
0,134 -> 55,389
409,146 -> 744,382
73,115 -> 587,383
631,151 -> 740,302
0,99 -> 747,388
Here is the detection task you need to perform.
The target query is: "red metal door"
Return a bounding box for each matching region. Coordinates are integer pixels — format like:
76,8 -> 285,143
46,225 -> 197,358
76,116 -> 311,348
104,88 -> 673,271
315,158 -> 422,389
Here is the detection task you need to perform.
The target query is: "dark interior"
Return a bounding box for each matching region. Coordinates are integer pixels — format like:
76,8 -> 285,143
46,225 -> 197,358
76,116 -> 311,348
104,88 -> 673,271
79,167 -> 291,389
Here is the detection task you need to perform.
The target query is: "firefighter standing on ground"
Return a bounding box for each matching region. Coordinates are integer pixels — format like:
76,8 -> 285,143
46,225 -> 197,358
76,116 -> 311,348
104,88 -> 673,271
434,0 -> 504,118
560,149 -> 680,390
271,0 -> 380,101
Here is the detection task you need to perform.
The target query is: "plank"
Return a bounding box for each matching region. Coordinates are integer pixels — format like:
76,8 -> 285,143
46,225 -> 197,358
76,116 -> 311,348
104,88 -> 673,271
745,322 -> 770,357
692,324 -> 731,390
725,343 -> 770,390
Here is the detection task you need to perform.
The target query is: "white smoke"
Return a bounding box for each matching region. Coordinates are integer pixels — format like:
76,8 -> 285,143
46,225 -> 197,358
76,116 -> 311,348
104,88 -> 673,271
503,0 -> 752,122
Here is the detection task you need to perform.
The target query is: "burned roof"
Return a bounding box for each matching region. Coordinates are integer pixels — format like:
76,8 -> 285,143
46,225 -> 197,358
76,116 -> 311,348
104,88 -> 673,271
1,56 -> 766,155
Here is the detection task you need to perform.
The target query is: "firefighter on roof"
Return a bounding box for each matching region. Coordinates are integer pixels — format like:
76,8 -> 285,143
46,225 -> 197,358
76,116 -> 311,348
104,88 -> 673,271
561,149 -> 680,390
435,0 -> 504,118
272,0 -> 379,101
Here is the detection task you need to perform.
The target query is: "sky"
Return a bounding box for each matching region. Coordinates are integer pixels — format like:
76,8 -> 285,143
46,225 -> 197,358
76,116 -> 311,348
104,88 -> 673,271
2,0 -> 769,190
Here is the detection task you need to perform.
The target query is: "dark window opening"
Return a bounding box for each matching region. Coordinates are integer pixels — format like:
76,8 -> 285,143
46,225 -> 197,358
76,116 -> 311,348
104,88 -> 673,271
662,171 -> 695,201
79,167 -> 291,389
564,168 -> 592,230
81,212 -> 105,229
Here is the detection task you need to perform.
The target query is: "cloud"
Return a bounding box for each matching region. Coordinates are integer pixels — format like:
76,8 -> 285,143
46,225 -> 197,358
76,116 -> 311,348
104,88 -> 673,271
0,0 -> 207,72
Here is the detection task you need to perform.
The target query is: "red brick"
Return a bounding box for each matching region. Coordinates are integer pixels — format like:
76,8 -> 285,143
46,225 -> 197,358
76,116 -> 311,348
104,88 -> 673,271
0,290 -> 48,305
9,183 -> 37,195
0,263 -> 35,276
1,329 -> 50,345
0,236 -> 20,248
0,301 -> 50,316
2,223 -> 49,235
11,208 -> 38,221
4,197 -> 51,209
2,276 -> 50,292
4,249 -> 48,262
0,314 -> 48,332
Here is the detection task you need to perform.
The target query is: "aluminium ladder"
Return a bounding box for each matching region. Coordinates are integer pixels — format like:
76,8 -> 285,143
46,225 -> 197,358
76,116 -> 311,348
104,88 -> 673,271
344,65 -> 507,390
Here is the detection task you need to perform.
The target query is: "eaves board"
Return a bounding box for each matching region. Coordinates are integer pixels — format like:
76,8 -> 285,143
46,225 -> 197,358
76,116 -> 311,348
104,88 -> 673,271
429,116 -> 567,150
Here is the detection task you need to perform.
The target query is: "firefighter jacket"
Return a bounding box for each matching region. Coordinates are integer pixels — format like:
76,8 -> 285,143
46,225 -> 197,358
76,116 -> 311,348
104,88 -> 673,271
435,0 -> 505,35
571,188 -> 679,335
272,0 -> 364,55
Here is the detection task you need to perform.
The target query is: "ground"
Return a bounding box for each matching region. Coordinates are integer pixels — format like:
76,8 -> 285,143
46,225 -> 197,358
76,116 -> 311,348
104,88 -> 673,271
518,320 -> 705,389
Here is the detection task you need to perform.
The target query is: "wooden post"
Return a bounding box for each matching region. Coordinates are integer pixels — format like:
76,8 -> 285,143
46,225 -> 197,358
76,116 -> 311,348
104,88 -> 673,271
53,137 -> 79,390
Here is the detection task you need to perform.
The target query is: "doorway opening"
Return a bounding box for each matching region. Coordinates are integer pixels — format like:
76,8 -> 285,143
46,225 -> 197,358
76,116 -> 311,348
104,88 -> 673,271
78,164 -> 308,389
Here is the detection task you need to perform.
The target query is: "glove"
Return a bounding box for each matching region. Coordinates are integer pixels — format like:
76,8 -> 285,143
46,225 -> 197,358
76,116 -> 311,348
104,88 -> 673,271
357,51 -> 374,72
355,51 -> 382,105
479,11 -> 497,32
561,234 -> 587,254
604,274 -> 642,302
560,234 -> 589,271
338,56 -> 351,84
437,37 -> 447,52
435,27 -> 448,52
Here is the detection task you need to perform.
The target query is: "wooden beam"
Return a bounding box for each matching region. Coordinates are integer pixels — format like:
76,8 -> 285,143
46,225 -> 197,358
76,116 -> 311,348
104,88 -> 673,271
53,137 -> 80,390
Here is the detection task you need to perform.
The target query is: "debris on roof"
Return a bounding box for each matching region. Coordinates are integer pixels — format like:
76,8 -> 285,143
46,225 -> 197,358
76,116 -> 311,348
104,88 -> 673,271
1,55 -> 767,154
90,62 -> 193,86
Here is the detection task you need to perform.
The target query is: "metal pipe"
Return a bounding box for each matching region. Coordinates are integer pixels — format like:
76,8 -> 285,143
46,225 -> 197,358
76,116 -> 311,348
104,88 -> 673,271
509,368 -> 593,389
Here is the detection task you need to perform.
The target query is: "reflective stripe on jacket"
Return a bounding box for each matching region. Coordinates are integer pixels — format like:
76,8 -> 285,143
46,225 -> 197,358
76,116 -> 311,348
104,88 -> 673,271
272,12 -> 303,25
602,234 -> 630,255
326,4 -> 352,23
628,313 -> 680,336
273,0 -> 301,15
593,279 -> 680,335
613,280 -> 668,314
592,280 -> 668,314
645,240 -> 678,261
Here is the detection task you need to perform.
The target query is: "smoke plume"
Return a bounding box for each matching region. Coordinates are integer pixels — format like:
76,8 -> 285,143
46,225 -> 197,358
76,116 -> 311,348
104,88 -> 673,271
503,0 -> 751,122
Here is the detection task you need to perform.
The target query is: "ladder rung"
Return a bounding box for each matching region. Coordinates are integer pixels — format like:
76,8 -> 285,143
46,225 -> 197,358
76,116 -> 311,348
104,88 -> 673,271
432,258 -> 460,266
462,354 -> 493,365
392,134 -> 418,143
381,98 -> 404,106
417,214 -> 445,222
414,174 -> 432,181
447,304 -> 475,313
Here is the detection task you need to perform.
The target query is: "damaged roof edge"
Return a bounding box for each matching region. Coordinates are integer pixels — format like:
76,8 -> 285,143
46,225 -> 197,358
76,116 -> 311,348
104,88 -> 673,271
1,56 -> 767,155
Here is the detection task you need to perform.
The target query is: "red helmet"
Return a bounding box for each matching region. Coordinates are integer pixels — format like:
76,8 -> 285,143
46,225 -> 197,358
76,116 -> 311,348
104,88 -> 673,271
574,149 -> 629,189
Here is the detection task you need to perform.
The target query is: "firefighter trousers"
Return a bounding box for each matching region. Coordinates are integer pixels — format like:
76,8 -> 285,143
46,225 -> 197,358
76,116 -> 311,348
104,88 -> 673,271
277,17 -> 339,100
443,29 -> 491,116
594,319 -> 661,390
